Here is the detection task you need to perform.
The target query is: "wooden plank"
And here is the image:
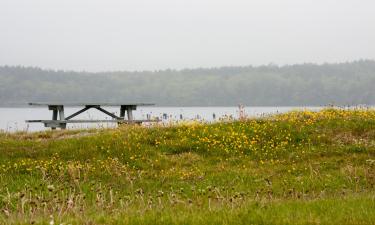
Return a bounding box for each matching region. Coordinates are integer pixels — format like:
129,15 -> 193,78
94,107 -> 121,119
65,106 -> 92,120
48,105 -> 64,110
29,102 -> 155,107
27,119 -> 160,123
44,122 -> 65,128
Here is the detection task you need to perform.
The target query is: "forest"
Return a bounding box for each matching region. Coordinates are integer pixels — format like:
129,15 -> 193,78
1,60 -> 374,106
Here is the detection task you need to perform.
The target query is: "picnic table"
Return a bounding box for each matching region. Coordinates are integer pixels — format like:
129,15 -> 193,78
26,102 -> 160,130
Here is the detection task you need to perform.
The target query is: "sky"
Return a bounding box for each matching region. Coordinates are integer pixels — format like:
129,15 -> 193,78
0,0 -> 374,72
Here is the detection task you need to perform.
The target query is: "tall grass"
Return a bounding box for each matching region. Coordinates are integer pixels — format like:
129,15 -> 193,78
0,108 -> 375,224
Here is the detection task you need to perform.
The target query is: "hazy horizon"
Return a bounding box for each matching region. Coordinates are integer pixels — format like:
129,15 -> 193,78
1,59 -> 375,73
2,60 -> 375,106
1,0 -> 374,72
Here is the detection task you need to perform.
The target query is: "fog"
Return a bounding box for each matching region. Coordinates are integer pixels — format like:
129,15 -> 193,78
1,0 -> 374,72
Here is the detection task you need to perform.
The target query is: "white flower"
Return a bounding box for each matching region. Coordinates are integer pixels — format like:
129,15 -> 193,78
47,185 -> 55,192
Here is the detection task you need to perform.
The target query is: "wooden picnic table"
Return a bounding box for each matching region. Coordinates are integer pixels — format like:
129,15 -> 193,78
26,102 -> 159,130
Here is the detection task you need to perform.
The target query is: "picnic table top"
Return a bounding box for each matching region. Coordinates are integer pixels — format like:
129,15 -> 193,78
26,119 -> 161,123
28,102 -> 155,107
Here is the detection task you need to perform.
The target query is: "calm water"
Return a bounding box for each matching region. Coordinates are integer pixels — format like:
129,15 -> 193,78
0,106 -> 322,132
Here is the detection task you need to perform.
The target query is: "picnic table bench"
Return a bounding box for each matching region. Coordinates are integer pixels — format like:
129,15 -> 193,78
26,102 -> 160,130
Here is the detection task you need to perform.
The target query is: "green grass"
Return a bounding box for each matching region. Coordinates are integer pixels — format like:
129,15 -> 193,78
0,108 -> 375,224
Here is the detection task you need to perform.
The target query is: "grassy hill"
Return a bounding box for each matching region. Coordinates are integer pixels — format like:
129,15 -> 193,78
1,108 -> 375,224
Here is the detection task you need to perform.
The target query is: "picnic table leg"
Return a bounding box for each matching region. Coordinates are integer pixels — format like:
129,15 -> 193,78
127,108 -> 133,122
118,106 -> 126,126
58,106 -> 66,129
120,106 -> 126,119
51,109 -> 58,130
120,105 -> 135,123
48,105 -> 65,130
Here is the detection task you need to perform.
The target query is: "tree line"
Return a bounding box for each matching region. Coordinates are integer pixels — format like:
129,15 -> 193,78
1,60 -> 374,106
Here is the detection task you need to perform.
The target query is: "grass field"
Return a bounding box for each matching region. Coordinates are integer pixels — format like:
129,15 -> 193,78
1,108 -> 375,224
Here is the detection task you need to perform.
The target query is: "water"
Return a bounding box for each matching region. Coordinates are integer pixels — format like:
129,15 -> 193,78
0,106 -> 322,132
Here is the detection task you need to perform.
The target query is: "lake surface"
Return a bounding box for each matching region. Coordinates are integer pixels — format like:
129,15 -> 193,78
0,106 -> 325,132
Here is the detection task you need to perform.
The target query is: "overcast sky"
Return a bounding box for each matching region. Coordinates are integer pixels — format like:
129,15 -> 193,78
0,0 -> 374,72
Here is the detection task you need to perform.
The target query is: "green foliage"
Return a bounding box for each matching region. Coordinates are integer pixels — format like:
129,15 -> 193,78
1,60 -> 375,106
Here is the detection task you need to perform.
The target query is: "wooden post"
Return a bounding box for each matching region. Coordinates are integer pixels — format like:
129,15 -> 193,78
119,105 -> 126,126
58,106 -> 66,129
58,106 -> 65,120
52,109 -> 58,130
48,105 -> 65,130
120,106 -> 126,118
127,108 -> 133,121
122,105 -> 136,122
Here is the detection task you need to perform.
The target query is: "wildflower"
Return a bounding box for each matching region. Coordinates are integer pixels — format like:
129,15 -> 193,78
49,215 -> 54,225
47,185 -> 55,192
